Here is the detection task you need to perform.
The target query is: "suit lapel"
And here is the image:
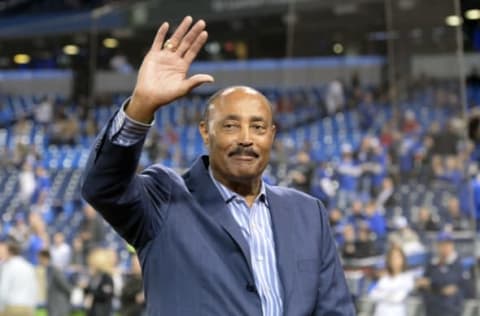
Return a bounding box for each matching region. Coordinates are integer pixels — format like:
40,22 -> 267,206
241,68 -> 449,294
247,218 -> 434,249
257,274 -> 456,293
183,156 -> 253,273
266,186 -> 296,303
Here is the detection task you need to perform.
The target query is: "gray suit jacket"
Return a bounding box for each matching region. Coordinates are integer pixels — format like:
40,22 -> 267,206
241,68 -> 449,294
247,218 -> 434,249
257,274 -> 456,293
46,265 -> 72,316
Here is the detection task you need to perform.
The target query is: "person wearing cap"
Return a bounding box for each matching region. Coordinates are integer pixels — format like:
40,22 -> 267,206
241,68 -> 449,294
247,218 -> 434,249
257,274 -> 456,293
416,232 -> 465,316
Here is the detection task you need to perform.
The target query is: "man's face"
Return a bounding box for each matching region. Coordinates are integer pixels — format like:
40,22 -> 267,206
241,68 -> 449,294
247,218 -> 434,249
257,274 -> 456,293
437,241 -> 454,260
199,88 -> 275,183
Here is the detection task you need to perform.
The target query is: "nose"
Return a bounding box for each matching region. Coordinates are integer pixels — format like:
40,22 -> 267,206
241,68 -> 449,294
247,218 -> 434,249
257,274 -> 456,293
238,125 -> 253,147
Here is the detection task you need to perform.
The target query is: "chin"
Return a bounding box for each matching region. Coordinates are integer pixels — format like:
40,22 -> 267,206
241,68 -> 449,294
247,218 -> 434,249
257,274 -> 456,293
229,168 -> 260,181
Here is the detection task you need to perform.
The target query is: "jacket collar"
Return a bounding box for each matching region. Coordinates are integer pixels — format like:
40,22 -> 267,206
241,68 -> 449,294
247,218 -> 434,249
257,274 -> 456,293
182,156 -> 295,303
182,156 -> 253,273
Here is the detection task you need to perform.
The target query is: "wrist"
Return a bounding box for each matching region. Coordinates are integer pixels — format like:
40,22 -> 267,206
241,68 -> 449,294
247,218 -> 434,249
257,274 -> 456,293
126,94 -> 156,124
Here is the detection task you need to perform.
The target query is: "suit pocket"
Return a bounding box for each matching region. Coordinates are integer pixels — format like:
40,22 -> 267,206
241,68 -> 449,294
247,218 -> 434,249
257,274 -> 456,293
297,258 -> 319,272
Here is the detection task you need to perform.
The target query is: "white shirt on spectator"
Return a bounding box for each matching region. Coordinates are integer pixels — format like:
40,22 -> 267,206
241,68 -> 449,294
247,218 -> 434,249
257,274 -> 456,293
368,271 -> 414,316
51,242 -> 72,270
34,100 -> 53,124
0,255 -> 38,311
19,167 -> 36,203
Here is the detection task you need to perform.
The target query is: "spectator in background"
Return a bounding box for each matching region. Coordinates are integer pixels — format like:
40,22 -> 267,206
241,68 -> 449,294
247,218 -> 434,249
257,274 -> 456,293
30,189 -> 52,224
79,203 -> 106,258
336,144 -> 361,207
347,200 -> 366,232
445,197 -> 471,231
310,161 -> 337,209
70,236 -> 87,269
32,165 -> 51,203
328,208 -> 346,246
396,132 -> 418,182
288,150 -> 315,193
324,79 -> 345,115
432,119 -> 460,157
356,223 -> 378,257
401,110 -> 420,135
368,247 -> 414,316
50,232 -> 71,270
357,137 -> 387,196
38,249 -> 72,316
18,162 -> 36,205
341,224 -> 358,259
34,96 -> 53,129
121,256 -> 145,316
379,121 -> 397,149
14,116 -> 32,141
413,207 -> 441,239
8,214 -> 30,248
375,177 -> 396,214
84,248 -> 114,316
341,223 -> 377,258
10,143 -> 25,168
388,216 -> 424,255
417,232 -> 465,316
48,109 -> 79,146
24,212 -> 49,265
0,241 -> 38,316
364,200 -> 387,247
358,90 -> 377,132
438,156 -> 464,188
413,135 -> 435,184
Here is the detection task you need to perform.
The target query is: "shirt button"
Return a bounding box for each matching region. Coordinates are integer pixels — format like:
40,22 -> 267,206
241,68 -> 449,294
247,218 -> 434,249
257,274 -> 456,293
257,255 -> 264,261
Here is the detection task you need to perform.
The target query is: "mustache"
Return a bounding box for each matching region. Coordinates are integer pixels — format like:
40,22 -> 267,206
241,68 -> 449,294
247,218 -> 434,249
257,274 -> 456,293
228,147 -> 259,158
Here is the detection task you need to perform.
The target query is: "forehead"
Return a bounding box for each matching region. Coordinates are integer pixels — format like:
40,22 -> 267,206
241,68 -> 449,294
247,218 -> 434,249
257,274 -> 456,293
209,88 -> 272,120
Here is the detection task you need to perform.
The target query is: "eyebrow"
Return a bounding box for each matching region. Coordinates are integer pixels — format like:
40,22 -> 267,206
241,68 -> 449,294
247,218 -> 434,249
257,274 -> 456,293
221,115 -> 268,123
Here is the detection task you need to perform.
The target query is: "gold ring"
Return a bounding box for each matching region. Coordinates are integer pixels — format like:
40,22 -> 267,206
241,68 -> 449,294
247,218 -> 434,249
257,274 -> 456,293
163,39 -> 176,52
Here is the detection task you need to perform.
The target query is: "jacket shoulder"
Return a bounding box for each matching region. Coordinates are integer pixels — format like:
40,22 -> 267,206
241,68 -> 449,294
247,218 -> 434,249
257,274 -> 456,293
140,164 -> 188,191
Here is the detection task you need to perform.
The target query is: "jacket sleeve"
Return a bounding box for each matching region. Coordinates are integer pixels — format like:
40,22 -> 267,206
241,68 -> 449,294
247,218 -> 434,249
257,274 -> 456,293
81,114 -> 173,249
314,200 -> 356,316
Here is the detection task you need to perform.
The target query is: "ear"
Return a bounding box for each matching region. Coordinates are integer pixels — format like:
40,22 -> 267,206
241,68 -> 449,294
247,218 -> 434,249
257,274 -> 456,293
271,124 -> 276,140
199,121 -> 209,146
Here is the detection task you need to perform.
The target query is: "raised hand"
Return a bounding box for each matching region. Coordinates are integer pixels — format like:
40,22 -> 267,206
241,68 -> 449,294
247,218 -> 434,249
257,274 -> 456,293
127,16 -> 214,123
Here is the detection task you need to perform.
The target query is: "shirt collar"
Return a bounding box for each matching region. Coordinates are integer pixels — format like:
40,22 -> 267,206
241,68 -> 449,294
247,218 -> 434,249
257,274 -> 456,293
208,167 -> 268,206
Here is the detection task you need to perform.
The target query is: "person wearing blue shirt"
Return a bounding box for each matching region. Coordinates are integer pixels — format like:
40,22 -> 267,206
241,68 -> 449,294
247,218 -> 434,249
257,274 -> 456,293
336,144 -> 361,207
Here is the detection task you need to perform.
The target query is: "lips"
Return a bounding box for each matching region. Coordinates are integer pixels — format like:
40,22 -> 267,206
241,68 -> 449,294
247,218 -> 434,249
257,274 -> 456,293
232,155 -> 256,161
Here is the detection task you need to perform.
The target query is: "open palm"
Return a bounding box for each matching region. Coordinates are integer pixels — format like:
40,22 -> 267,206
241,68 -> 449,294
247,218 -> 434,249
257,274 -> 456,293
129,17 -> 214,121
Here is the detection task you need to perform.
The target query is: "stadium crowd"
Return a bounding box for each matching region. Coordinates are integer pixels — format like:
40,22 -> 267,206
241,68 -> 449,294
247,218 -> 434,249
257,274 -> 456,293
0,77 -> 479,315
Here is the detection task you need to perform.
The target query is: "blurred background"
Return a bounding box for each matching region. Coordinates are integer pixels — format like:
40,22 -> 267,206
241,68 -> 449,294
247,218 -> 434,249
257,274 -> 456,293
0,0 -> 479,315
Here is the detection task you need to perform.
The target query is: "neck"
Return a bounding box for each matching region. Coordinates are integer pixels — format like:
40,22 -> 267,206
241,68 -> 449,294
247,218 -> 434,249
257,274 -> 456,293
211,168 -> 262,207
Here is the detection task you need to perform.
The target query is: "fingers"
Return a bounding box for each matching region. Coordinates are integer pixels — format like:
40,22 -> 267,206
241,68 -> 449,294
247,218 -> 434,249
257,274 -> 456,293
183,31 -> 208,64
166,16 -> 193,49
182,74 -> 215,92
176,19 -> 206,57
151,22 -> 169,51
